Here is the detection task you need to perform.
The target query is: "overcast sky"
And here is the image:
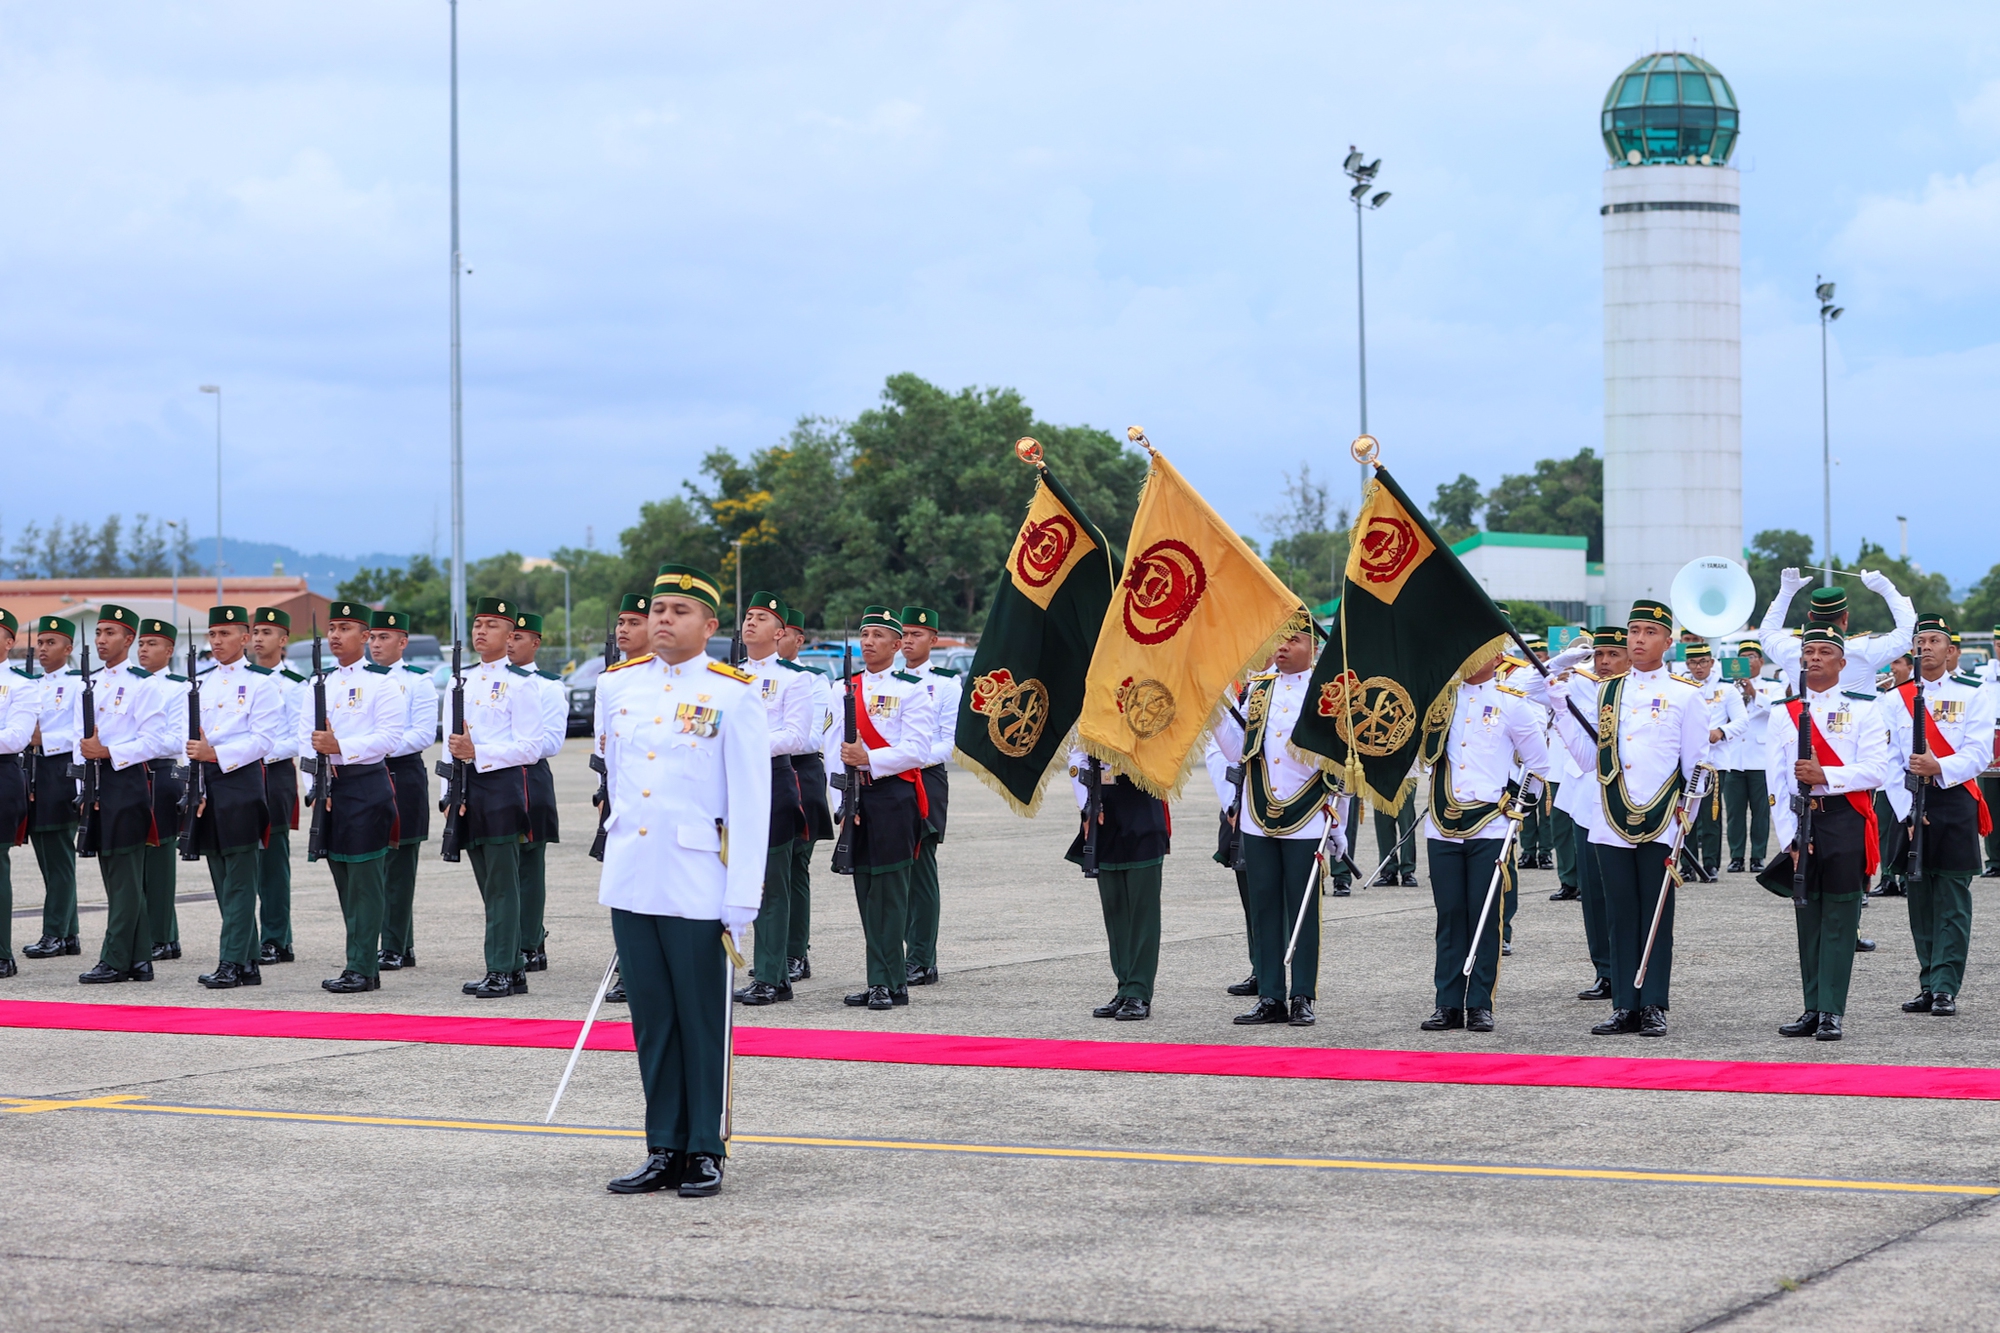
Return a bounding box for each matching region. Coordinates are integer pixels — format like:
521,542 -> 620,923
3,3 -> 1997,587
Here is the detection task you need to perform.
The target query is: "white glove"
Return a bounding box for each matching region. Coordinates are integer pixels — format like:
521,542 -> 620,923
721,903 -> 758,933
1545,673 -> 1571,704
1859,568 -> 1894,595
1778,567 -> 1807,594
1549,640 -> 1592,673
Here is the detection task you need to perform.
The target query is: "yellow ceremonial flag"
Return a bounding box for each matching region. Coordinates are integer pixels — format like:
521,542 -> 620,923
1077,446 -> 1306,797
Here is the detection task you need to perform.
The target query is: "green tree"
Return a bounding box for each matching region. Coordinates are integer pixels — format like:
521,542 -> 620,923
1960,561 -> 2000,634
338,555 -> 452,635
1745,529 -> 1817,626
1259,463 -> 1349,608
1483,449 -> 1603,560
5,513 -> 203,579
1832,540 -> 1957,634
1430,473 -> 1483,546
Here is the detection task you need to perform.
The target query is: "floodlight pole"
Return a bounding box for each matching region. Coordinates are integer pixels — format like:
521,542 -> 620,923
1816,276 -> 1842,590
199,385 -> 222,601
1344,148 -> 1389,516
448,0 -> 467,645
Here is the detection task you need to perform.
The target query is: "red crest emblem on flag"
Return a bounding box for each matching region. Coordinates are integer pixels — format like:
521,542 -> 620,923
1356,515 -> 1420,585
1121,539 -> 1206,645
1013,516 -> 1077,589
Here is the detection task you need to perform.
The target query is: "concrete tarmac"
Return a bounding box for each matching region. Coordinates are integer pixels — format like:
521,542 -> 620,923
4,738 -> 1998,1331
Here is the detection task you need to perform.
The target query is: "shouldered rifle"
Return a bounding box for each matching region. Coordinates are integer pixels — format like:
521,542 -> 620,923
436,639 -> 469,862
1905,685 -> 1932,886
1635,764 -> 1715,986
1081,756 -> 1104,879
305,618 -> 331,862
830,633 -> 858,876
177,626 -> 204,862
1791,699 -> 1814,909
1217,700 -> 1249,872
587,619 -> 618,862
74,641 -> 101,858
22,656 -> 38,803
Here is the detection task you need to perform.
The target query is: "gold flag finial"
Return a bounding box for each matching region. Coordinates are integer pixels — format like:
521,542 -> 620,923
1126,426 -> 1156,455
1014,436 -> 1044,467
1350,433 -> 1381,466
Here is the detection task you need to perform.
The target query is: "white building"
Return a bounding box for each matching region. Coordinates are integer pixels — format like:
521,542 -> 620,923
1600,53 -> 1742,617
1451,532 -> 1599,627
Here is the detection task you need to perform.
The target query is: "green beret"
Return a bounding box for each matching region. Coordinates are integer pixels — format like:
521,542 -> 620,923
899,605 -> 940,631
1627,599 -> 1672,629
253,607 -> 291,630
1915,614 -> 1953,638
472,597 -> 516,620
0,608 -> 15,635
328,601 -> 370,625
137,618 -> 177,642
1806,586 -> 1847,622
513,612 -> 544,635
860,605 -> 904,635
617,593 -> 651,616
370,610 -> 409,631
1800,625 -> 1846,649
209,606 -> 249,628
747,590 -> 786,618
1592,625 -> 1627,648
651,563 -> 720,612
782,605 -> 805,629
35,615 -> 76,640
98,603 -> 139,630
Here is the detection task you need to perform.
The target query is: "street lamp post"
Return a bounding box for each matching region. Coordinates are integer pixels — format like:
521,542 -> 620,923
731,538 -> 744,628
447,0 -> 467,646
1815,277 -> 1844,589
199,385 -> 222,600
1342,147 -> 1391,511
165,519 -> 181,624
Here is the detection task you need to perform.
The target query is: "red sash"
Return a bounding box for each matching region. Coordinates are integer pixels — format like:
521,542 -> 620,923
1897,681 -> 1994,836
852,679 -> 929,820
1786,699 -> 1880,875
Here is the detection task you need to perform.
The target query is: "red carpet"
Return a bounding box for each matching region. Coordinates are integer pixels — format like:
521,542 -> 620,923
5,999 -> 1997,1101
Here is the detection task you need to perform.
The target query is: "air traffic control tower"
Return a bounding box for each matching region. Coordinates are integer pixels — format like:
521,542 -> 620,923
1600,53 -> 1742,615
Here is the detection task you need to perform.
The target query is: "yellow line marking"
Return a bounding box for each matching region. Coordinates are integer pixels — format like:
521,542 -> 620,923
7,1095 -> 1993,1197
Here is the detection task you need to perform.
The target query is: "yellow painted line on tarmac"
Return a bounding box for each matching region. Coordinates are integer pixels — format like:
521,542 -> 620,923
5,1095 -> 1994,1198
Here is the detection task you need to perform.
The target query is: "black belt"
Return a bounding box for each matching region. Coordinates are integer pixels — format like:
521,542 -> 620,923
0,753 -> 18,767
331,761 -> 390,779
773,756 -> 803,773
147,758 -> 181,773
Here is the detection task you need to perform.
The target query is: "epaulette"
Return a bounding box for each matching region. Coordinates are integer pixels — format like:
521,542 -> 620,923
401,663 -> 428,675
1842,689 -> 1875,702
1669,673 -> 1697,687
1247,670 -> 1279,681
506,664 -> 532,677
707,660 -> 755,684
603,653 -> 653,674
536,668 -> 560,681
776,657 -> 817,673
164,673 -> 188,683
9,665 -> 33,679
1495,683 -> 1527,698
244,663 -> 273,676
929,666 -> 960,678
892,669 -> 922,684
127,666 -> 152,679
364,662 -> 391,675
281,668 -> 305,683
65,667 -> 83,676
1952,672 -> 1981,688
1572,667 -> 1602,683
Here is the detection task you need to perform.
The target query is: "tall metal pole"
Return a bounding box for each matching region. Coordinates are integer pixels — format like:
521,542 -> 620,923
732,538 -> 744,627
448,0 -> 467,645
200,384 -> 222,600
1819,304 -> 1831,590
1355,196 -> 1368,510
167,519 -> 180,618
562,565 -> 572,667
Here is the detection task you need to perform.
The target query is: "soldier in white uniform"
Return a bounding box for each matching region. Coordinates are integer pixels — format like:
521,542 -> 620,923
250,607 -> 306,965
1210,618 -> 1346,1027
1764,626 -> 1894,1041
778,604 -> 834,982
1683,644 -> 1746,879
1204,708 -> 1260,997
1722,641 -> 1780,873
1549,599 -> 1712,1037
731,592 -> 815,1005
1416,649 -> 1552,1033
1878,615 -> 1996,1017
134,618 -> 188,962
897,604 -> 963,987
1979,622 -> 2000,880
596,591 -> 656,1005
73,603 -> 177,983
22,616 -> 83,961
598,562 -> 768,1199
506,611 -> 568,972
188,605 -> 285,989
0,608 -> 35,977
823,607 -> 937,1011
1758,569 -> 1915,694
368,610 -> 438,971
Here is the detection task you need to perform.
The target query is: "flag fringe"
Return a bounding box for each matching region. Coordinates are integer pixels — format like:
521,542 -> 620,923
950,747 -> 1056,819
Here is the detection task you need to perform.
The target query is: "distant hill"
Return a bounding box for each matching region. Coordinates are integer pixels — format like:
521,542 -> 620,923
198,538 -> 419,596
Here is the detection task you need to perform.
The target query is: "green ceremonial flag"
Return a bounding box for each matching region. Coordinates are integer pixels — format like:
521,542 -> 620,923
954,460 -> 1117,816
1291,463 -> 1513,813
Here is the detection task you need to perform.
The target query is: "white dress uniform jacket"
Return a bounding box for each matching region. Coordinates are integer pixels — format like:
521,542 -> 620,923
196,657 -> 286,772
1691,674 -> 1749,770
69,659 -> 174,771
906,661 -> 964,765
595,653 -> 770,921
33,668 -> 80,760
741,652 -> 817,757
820,667 -> 938,781
301,659 -> 405,766
1551,663 -> 1713,848
459,657 -> 546,772
1875,671 -> 1997,823
1758,573 -> 1916,693
0,665 -> 38,755
389,662 -> 440,758
266,667 -> 306,765
1422,677 -> 1553,844
1211,668 -> 1342,849
528,668 -> 568,761
1767,685 -> 1895,852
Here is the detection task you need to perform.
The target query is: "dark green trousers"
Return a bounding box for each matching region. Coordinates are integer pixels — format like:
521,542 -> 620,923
1550,799 -> 1578,891
1245,834 -> 1318,1001
1598,840 -> 1675,1011
329,857 -> 387,979
32,827 -> 79,940
905,837 -> 942,970
1692,791 -> 1723,871
205,848 -> 261,967
95,847 -> 150,972
1098,862 -> 1163,1000
1982,774 -> 2000,873
1796,891 -> 1863,1014
518,841 -> 548,954
1722,769 -> 1770,861
0,844 -> 13,960
853,864 -> 911,988
1328,795 -> 1360,887
1502,850 -> 1519,944
1578,830 -> 1611,984
380,843 -> 422,957
1234,867 -> 1255,970
1372,799 -> 1417,878
786,839 -> 814,958
257,822 -> 292,950
1518,804 -> 1544,862
468,840 -> 523,975
142,842 -> 179,947
611,909 -> 728,1156
751,839 -> 795,986
1427,837 -> 1507,1010
1909,871 -> 1975,998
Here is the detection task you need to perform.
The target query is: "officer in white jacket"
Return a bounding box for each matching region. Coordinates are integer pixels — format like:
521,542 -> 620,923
1684,644 -> 1746,878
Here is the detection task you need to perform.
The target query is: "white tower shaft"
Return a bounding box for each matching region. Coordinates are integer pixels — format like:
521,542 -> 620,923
1602,164 -> 1742,618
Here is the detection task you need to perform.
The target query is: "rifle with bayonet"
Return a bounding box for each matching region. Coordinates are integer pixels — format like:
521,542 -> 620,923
1081,755 -> 1104,879
177,626 -> 204,861
1790,698 -> 1814,909
305,618 -> 331,862
587,618 -> 618,862
830,632 -> 858,876
1215,698 -> 1250,872
1905,685 -> 1932,887
435,639 -> 470,862
74,641 -> 101,858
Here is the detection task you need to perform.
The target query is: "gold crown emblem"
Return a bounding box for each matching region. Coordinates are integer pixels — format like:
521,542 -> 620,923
678,574 -> 694,590
225,610 -> 235,621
